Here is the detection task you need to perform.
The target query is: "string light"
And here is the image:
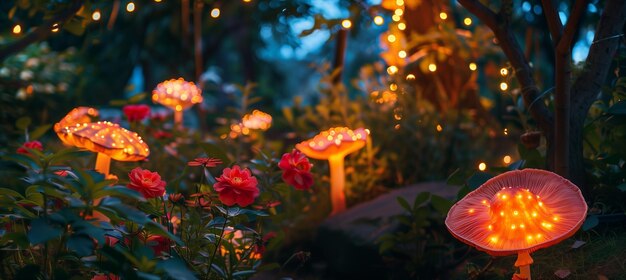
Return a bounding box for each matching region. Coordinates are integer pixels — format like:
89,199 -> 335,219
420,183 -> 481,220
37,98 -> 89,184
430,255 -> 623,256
439,12 -> 448,20
478,162 -> 487,171
12,24 -> 22,34
406,74 -> 415,80
463,17 -> 472,26
398,50 -> 407,58
500,68 -> 509,76
374,16 -> 384,25
504,128 -> 508,135
92,10 -> 102,21
500,82 -> 508,91
389,83 -> 398,91
126,2 -> 136,12
51,23 -> 60,32
503,155 -> 512,164
469,62 -> 477,71
243,0 -> 252,2
154,0 -> 162,2
392,15 -> 401,22
394,8 -> 404,16
428,63 -> 437,72
387,66 -> 398,75
397,22 -> 406,30
387,34 -> 397,43
395,0 -> 404,6
210,8 -> 220,18
341,19 -> 352,29
436,124 -> 443,132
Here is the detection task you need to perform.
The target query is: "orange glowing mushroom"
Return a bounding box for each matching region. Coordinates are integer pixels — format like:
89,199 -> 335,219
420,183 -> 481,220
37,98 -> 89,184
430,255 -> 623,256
445,169 -> 587,280
242,110 -> 272,131
152,78 -> 203,127
296,127 -> 369,215
55,107 -> 150,176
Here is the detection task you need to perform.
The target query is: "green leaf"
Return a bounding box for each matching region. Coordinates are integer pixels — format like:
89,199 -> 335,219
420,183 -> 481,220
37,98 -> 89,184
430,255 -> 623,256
16,117 -> 31,130
144,221 -> 182,245
66,234 -> 94,256
396,197 -> 411,212
466,172 -> 493,190
63,18 -> 86,36
157,258 -> 197,280
232,270 -> 256,279
446,168 -> 465,186
29,124 -> 52,140
0,188 -> 25,199
210,264 -> 227,278
582,215 -> 599,231
413,192 -> 430,208
28,218 -> 63,244
430,195 -> 453,215
94,186 -> 145,202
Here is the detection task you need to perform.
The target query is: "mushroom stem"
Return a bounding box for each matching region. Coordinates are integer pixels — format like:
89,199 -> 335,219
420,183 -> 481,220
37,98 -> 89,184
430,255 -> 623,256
514,251 -> 533,280
95,153 -> 111,176
174,110 -> 183,127
328,155 -> 347,215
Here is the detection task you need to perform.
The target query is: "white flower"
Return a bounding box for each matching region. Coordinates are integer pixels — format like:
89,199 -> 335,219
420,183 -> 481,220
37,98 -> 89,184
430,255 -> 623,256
20,70 -> 33,81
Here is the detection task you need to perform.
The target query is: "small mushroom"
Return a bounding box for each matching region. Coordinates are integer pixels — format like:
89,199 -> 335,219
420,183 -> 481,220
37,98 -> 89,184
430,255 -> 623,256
445,169 -> 587,280
55,107 -> 150,176
152,78 -> 203,127
296,127 -> 369,215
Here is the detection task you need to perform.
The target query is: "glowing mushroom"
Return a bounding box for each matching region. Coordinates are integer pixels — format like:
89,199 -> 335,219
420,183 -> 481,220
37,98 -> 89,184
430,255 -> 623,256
242,110 -> 272,131
445,169 -> 587,280
296,127 -> 369,215
152,78 -> 203,127
55,107 -> 150,176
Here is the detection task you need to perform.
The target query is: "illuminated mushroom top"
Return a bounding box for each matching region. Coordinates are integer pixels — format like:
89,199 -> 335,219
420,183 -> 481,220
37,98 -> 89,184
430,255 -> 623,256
295,127 -> 369,160
56,121 -> 149,161
242,110 -> 272,130
445,169 -> 587,256
54,106 -> 99,132
152,78 -> 203,112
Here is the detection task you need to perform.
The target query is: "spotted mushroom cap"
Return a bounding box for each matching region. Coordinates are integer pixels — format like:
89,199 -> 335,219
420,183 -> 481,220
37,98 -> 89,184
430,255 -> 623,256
53,107 -> 99,133
242,110 -> 272,130
295,127 -> 369,160
152,78 -> 203,111
445,169 -> 587,256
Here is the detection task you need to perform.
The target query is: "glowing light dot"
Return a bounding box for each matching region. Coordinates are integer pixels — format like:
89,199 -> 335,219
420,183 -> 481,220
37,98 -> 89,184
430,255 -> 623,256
511,224 -> 516,229
513,210 -> 519,216
387,34 -> 397,43
389,83 -> 398,91
527,235 -> 533,240
504,128 -> 508,135
374,16 -> 384,25
490,236 -> 498,242
553,217 -> 559,222
398,22 -> 406,30
394,8 -> 403,16
439,12 -> 448,20
91,10 -> 102,22
488,225 -> 493,230
387,65 -> 398,75
341,19 -> 352,29
478,162 -> 487,171
499,211 -> 504,216
392,15 -> 401,22
520,224 -> 525,228
469,62 -> 477,71
12,24 -> 22,34
500,82 -> 508,91
398,50 -> 407,58
539,202 -> 543,206
468,209 -> 474,214
126,2 -> 136,12
51,23 -> 59,32
482,200 -> 487,204
503,155 -> 512,164
436,124 -> 443,132
396,0 -> 404,6
154,0 -> 162,2
428,63 -> 437,72
463,17 -> 472,26
532,212 -> 538,217
500,68 -> 509,76
211,8 -> 220,18
406,74 -> 415,80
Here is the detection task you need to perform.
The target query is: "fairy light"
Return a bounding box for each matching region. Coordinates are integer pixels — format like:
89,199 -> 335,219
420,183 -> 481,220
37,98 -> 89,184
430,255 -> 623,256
478,162 -> 487,171
469,62 -> 477,71
436,124 -> 443,132
12,24 -> 22,34
51,23 -> 60,32
394,8 -> 404,16
374,16 -> 384,25
463,17 -> 472,26
92,10 -> 102,21
504,128 -> 508,135
406,74 -> 415,80
154,0 -> 162,2
387,66 -> 399,75
500,68 -> 509,76
211,8 -> 220,18
428,63 -> 437,72
439,12 -> 448,20
243,0 -> 252,2
392,15 -> 401,22
500,82 -> 509,91
396,0 -> 404,6
341,19 -> 352,29
389,83 -> 398,91
398,50 -> 407,58
126,2 -> 136,12
397,22 -> 406,30
503,155 -> 512,164
387,34 -> 397,43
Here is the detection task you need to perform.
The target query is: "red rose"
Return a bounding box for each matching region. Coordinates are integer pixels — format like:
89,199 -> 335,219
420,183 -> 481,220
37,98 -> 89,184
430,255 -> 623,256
278,149 -> 314,190
123,104 -> 151,122
17,140 -> 43,155
213,165 -> 259,207
147,235 -> 171,256
127,167 -> 166,199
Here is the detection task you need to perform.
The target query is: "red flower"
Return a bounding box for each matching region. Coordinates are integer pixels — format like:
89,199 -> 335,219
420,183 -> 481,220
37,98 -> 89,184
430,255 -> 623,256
127,167 -> 166,199
188,157 -> 222,167
123,104 -> 151,122
278,149 -> 314,190
147,235 -> 171,256
17,140 -> 43,155
54,170 -> 69,177
153,130 -> 173,139
213,165 -> 259,207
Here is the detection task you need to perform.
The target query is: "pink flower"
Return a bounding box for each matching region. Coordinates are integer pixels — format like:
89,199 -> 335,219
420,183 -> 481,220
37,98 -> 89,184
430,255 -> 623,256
278,149 -> 314,190
188,157 -> 222,167
17,140 -> 43,155
127,167 -> 166,199
122,104 -> 151,122
213,166 -> 259,207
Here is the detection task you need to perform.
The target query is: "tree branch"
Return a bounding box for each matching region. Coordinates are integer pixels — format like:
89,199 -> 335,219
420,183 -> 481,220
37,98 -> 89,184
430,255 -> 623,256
0,0 -> 83,62
540,0 -> 563,44
557,0 -> 588,53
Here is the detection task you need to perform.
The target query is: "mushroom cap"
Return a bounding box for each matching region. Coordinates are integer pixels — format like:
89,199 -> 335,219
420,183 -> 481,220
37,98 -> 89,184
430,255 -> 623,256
242,110 -> 272,130
152,78 -> 203,111
56,121 -> 149,161
445,169 -> 587,256
54,107 -> 99,133
295,127 -> 369,160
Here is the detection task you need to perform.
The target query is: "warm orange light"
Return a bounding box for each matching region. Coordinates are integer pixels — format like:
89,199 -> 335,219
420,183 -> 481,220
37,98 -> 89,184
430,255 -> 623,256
387,34 -> 397,43
500,68 -> 509,76
469,62 -> 477,71
126,2 -> 135,12
51,23 -> 60,32
406,74 -> 415,80
500,82 -> 509,91
392,15 -> 401,22
12,24 -> 22,34
374,16 -> 384,25
152,78 -> 203,126
395,0 -> 404,6
439,12 -> 448,20
242,110 -> 272,130
387,65 -> 398,75
389,83 -> 398,91
503,155 -> 512,164
398,50 -> 407,58
478,162 -> 487,171
428,63 -> 437,72
92,10 -> 102,21
397,22 -> 406,30
394,8 -> 403,16
463,17 -> 472,26
436,124 -> 443,132
341,19 -> 352,29
210,8 -> 220,18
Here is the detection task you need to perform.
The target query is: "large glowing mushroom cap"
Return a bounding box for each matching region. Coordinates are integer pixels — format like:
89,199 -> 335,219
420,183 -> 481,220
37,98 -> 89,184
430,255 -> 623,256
56,120 -> 149,161
295,127 -> 369,160
53,107 -> 99,132
446,169 -> 587,256
152,78 -> 203,112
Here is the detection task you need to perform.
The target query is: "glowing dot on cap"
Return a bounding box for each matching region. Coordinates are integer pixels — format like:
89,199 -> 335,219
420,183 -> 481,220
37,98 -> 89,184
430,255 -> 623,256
392,15 -> 401,22
387,66 -> 398,75
500,68 -> 509,76
394,9 -> 403,16
406,74 -> 415,80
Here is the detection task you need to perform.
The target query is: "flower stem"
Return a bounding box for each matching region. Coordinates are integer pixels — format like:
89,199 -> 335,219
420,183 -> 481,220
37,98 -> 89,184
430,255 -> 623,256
207,214 -> 228,279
